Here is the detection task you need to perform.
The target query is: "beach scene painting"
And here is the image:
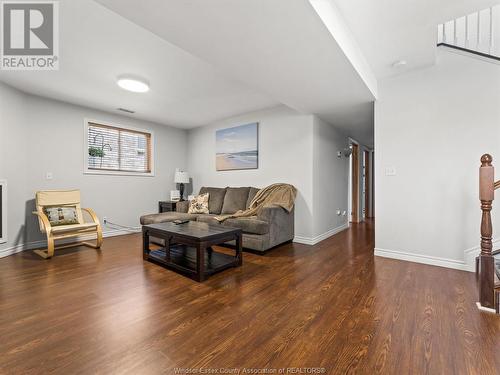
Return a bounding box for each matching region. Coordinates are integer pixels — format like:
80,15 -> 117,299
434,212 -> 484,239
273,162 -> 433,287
216,122 -> 258,171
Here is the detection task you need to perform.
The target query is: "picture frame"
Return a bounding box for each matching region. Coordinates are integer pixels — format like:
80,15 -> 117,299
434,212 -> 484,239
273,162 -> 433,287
216,122 -> 259,171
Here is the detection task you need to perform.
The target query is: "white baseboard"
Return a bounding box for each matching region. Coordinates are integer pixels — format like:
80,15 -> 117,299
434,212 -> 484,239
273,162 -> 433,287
374,247 -> 470,272
476,302 -> 497,314
0,227 -> 141,259
463,238 -> 500,272
294,223 -> 348,245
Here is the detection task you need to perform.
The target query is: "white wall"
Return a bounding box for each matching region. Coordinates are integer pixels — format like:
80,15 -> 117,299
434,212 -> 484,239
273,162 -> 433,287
186,107 -> 353,242
187,106 -> 315,239
1,88 -> 356,253
0,82 -> 188,256
313,116 -> 350,238
0,83 -> 28,251
375,50 -> 500,271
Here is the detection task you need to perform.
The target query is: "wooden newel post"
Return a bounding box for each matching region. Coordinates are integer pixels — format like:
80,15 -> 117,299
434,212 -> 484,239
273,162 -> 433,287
479,154 -> 495,309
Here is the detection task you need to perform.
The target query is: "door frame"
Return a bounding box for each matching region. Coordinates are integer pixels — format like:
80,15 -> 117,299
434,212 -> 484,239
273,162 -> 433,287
349,140 -> 360,223
364,150 -> 370,219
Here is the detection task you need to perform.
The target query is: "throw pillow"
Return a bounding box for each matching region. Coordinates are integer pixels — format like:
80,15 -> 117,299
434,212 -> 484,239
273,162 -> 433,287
43,206 -> 79,226
188,193 -> 210,214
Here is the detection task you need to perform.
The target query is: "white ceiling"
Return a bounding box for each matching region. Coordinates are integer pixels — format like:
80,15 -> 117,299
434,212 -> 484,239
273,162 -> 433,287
0,0 -> 378,146
95,0 -> 377,146
334,0 -> 500,79
0,0 -> 279,128
3,0 -> 492,147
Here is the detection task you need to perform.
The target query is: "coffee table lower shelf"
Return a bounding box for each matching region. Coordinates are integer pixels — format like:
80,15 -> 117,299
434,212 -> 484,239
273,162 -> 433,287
147,245 -> 239,279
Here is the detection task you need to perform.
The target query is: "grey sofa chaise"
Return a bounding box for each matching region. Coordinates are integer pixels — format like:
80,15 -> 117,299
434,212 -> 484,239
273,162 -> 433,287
140,187 -> 294,253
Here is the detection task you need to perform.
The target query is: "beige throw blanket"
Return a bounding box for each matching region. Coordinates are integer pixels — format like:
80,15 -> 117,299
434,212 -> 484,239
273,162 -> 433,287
215,183 -> 297,222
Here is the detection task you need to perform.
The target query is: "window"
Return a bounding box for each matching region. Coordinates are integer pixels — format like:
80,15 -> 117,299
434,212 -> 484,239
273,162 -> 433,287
84,121 -> 154,175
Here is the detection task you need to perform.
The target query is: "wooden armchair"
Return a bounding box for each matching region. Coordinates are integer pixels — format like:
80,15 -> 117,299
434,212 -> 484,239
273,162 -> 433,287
33,190 -> 103,259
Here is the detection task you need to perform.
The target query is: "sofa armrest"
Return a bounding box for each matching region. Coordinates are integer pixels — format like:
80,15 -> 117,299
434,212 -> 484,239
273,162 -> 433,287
257,204 -> 284,221
176,200 -> 190,213
257,205 -> 295,245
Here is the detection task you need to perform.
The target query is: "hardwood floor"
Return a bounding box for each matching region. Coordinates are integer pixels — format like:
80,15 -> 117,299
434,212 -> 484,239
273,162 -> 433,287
0,221 -> 499,374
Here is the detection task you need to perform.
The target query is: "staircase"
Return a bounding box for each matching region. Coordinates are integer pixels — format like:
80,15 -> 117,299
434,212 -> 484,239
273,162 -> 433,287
437,5 -> 500,60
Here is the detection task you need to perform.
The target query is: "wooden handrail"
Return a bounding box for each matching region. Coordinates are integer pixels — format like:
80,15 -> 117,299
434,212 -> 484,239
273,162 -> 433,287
479,154 -> 496,310
494,180 -> 500,190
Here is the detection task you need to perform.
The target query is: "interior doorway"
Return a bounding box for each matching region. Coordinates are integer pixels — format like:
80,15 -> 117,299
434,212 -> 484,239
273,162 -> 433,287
349,143 -> 374,224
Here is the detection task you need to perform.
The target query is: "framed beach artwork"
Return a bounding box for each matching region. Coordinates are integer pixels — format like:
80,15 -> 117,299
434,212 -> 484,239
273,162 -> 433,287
216,122 -> 259,171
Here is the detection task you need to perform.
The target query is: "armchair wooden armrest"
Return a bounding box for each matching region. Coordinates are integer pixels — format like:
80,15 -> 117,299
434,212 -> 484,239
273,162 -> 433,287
81,208 -> 101,225
81,208 -> 103,250
32,211 -> 52,234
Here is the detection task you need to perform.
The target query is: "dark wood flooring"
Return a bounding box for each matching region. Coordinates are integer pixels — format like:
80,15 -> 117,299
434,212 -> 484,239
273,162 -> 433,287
0,221 -> 499,374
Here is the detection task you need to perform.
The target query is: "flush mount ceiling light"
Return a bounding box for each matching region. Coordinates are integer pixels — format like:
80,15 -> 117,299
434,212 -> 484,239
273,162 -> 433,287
392,60 -> 408,68
116,75 -> 150,93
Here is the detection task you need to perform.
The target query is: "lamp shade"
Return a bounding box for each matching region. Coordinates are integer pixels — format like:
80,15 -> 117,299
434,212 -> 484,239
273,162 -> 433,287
174,170 -> 190,184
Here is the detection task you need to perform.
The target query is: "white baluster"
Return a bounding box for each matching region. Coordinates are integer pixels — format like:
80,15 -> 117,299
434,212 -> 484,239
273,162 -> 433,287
490,7 -> 494,54
477,11 -> 481,47
438,6 -> 499,57
454,19 -> 457,45
465,15 -> 469,48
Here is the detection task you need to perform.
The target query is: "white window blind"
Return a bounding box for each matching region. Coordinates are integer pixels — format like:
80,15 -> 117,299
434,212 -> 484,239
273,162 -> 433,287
87,122 -> 152,174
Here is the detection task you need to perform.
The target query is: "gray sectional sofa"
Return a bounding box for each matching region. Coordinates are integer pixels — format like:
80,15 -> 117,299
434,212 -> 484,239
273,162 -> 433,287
140,187 -> 294,253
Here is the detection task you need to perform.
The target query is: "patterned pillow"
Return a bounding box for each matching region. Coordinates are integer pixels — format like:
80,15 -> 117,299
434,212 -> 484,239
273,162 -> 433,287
188,193 -> 210,214
43,206 -> 79,226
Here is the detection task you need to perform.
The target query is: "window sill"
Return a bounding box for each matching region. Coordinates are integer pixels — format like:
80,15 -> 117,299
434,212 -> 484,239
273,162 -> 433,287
83,169 -> 155,177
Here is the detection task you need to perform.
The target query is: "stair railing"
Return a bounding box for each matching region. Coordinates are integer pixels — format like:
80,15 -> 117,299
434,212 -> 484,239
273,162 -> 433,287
479,154 -> 497,310
438,6 -> 500,61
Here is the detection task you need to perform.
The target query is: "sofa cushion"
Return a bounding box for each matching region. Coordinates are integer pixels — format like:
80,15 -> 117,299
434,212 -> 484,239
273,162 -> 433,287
221,187 -> 250,214
224,217 -> 269,235
196,214 -> 268,235
199,187 -> 226,214
246,187 -> 260,208
140,212 -> 199,225
195,214 -> 219,225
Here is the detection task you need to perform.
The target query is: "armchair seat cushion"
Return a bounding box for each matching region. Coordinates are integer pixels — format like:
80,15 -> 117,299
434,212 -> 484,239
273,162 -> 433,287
51,222 -> 98,233
140,212 -> 199,225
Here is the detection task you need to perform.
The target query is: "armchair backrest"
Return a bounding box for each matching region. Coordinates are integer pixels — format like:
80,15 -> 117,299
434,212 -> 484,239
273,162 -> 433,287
35,190 -> 84,230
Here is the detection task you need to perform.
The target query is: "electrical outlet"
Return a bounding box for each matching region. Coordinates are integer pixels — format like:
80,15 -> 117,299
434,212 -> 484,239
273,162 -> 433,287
103,217 -> 107,224
385,167 -> 397,176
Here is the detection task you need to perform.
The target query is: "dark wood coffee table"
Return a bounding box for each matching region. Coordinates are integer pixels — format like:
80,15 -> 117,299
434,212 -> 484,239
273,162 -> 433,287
142,221 -> 242,281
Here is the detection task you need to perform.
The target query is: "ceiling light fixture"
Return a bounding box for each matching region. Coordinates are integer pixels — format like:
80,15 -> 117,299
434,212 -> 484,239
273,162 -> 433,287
116,75 -> 150,93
